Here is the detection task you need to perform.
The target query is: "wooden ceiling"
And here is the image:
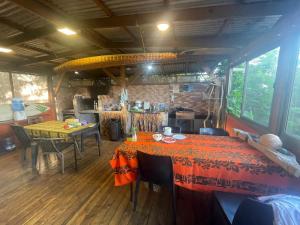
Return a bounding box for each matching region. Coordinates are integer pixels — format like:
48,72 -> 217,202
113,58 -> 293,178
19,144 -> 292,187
0,0 -> 298,75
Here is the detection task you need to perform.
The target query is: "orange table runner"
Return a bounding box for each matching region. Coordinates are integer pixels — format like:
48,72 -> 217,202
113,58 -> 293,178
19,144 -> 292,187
110,132 -> 300,195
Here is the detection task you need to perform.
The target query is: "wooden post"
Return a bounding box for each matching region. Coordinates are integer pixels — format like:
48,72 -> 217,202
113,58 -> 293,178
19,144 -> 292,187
8,72 -> 15,98
120,65 -> 126,88
54,73 -> 65,96
47,74 -> 57,120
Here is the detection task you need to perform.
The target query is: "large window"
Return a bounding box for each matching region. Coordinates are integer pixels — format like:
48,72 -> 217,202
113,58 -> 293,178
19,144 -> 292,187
286,53 -> 300,137
0,72 -> 12,104
227,63 -> 246,117
242,48 -> 280,126
12,73 -> 48,103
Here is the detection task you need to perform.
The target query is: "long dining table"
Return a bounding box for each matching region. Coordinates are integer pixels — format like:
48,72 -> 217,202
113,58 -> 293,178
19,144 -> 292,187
110,132 -> 300,195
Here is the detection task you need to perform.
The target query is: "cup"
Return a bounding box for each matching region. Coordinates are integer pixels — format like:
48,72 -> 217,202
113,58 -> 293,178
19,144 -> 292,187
153,133 -> 163,142
163,127 -> 172,136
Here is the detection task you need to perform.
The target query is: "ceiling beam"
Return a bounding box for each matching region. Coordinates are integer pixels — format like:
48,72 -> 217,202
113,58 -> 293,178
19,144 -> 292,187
83,1 -> 297,28
92,0 -> 139,44
9,0 -> 119,53
231,7 -> 300,64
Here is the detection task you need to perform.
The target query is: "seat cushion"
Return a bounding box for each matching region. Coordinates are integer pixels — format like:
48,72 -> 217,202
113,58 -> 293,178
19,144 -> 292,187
214,191 -> 253,224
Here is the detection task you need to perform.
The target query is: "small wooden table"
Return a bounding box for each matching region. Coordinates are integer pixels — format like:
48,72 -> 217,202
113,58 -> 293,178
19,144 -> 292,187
24,120 -> 95,171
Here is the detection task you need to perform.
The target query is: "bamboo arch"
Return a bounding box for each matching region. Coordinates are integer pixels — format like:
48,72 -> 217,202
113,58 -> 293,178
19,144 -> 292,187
54,52 -> 177,73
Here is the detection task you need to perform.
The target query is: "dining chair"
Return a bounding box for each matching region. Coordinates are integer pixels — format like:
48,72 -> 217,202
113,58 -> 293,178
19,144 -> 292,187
10,124 -> 32,160
80,123 -> 101,156
199,128 -> 229,136
134,151 -> 176,224
34,137 -> 75,174
160,125 -> 182,134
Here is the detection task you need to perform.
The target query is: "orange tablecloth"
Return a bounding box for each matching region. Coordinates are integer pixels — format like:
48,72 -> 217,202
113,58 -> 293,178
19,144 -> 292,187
110,132 -> 300,195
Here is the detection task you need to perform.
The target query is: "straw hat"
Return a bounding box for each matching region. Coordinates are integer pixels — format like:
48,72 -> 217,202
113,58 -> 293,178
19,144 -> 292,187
259,134 -> 283,150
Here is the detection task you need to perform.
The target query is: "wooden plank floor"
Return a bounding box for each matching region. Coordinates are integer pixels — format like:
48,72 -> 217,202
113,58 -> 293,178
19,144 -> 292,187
0,139 -> 176,225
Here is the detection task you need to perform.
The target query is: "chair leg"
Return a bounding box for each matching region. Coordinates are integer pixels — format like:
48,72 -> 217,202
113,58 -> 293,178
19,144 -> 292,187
171,184 -> 177,225
133,175 -> 141,211
61,154 -> 65,174
80,134 -> 84,152
22,147 -> 27,161
130,183 -> 133,202
95,133 -> 101,156
74,144 -> 78,170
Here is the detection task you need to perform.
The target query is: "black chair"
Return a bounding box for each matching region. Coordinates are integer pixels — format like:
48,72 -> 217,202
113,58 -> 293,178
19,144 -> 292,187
80,123 -> 101,156
212,191 -> 273,225
134,151 -> 176,224
10,125 -> 31,160
160,125 -> 182,134
199,128 -> 229,136
35,137 -> 76,174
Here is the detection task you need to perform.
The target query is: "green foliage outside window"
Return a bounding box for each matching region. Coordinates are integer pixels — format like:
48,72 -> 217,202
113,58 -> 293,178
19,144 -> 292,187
227,63 -> 245,117
286,53 -> 300,136
242,48 -> 280,126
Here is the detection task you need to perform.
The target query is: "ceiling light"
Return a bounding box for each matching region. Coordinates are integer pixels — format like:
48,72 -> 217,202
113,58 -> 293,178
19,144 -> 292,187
147,65 -> 153,71
0,47 -> 13,53
74,71 -> 79,75
57,27 -> 77,36
157,23 -> 170,31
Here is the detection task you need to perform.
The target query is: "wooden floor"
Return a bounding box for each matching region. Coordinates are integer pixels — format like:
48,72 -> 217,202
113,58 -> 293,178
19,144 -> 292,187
0,139 -> 177,225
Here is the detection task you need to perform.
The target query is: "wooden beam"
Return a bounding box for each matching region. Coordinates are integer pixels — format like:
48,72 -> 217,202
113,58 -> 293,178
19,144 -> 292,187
83,1 -> 298,28
120,65 -> 126,88
93,0 -> 139,43
102,68 -> 120,85
0,26 -> 56,46
54,73 -> 65,95
231,7 -> 300,64
9,0 -> 118,52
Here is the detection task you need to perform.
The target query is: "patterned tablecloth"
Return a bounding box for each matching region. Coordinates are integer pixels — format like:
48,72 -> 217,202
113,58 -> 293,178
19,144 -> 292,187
24,120 -> 94,138
110,132 -> 300,195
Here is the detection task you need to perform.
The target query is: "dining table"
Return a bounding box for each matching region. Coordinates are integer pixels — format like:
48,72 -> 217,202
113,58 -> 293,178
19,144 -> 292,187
110,132 -> 300,195
24,120 -> 96,171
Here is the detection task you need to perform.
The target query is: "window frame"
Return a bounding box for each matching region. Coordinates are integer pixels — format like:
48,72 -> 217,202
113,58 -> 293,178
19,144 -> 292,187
279,37 -> 300,151
228,46 -> 281,131
0,71 -> 50,104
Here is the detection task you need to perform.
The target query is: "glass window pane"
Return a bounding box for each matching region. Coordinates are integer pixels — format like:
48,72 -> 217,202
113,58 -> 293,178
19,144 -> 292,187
227,63 -> 246,117
0,72 -> 12,104
286,53 -> 300,137
242,48 -> 280,126
12,73 -> 48,103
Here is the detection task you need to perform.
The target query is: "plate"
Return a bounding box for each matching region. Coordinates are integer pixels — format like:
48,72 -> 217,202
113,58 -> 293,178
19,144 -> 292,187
173,134 -> 186,140
162,137 -> 176,144
163,132 -> 173,136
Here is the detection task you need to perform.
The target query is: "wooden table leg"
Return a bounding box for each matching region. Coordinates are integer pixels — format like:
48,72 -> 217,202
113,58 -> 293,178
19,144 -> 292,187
31,142 -> 38,172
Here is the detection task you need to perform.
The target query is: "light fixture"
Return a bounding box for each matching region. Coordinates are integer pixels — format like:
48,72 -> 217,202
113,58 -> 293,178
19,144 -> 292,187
157,23 -> 170,31
57,27 -> 77,36
74,71 -> 79,75
147,65 -> 153,71
0,47 -> 13,53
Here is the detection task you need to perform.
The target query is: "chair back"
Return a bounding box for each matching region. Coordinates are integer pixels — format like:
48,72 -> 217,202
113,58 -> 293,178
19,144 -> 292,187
137,151 -> 173,186
35,138 -> 68,153
10,125 -> 31,148
160,126 -> 181,134
199,128 -> 229,136
232,198 -> 273,225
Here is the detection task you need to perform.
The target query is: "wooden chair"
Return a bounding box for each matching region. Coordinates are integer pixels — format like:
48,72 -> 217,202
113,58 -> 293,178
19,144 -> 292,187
80,123 -> 101,156
160,125 -> 182,134
199,128 -> 229,136
10,124 -> 31,160
34,137 -> 75,174
134,151 -> 177,224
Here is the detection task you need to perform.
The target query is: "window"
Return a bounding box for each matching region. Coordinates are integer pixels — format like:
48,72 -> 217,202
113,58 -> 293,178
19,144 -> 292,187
286,53 -> 300,137
227,63 -> 246,117
12,73 -> 48,103
0,72 -> 12,104
242,48 -> 280,126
